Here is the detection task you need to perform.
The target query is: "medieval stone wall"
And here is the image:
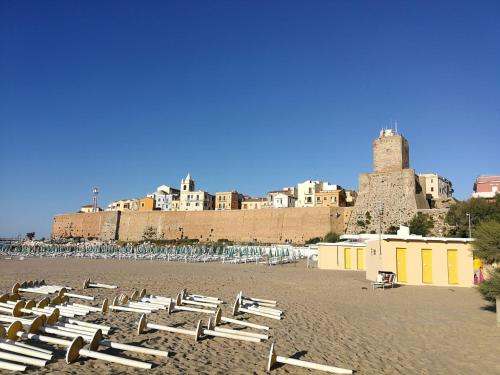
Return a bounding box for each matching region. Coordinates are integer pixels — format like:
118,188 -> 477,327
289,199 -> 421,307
416,208 -> 453,237
52,211 -> 120,241
346,169 -> 429,234
52,207 -> 351,244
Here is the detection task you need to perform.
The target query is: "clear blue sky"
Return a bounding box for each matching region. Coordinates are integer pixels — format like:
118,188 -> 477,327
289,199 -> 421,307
1,1 -> 499,238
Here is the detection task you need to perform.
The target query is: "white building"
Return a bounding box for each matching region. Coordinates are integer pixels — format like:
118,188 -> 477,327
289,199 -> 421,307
296,180 -> 320,207
418,173 -> 453,200
107,198 -> 136,211
267,191 -> 297,208
148,185 -> 180,211
179,174 -> 215,211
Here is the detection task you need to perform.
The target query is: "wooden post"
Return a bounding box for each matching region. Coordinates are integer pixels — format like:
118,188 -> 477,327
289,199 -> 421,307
137,314 -> 202,342
108,296 -> 153,314
0,327 -> 53,360
0,360 -> 26,372
66,336 -> 152,369
266,343 -> 353,374
9,318 -> 166,362
233,298 -> 281,320
171,294 -> 216,314
214,308 -> 269,331
85,329 -> 169,358
240,292 -> 277,306
83,278 -> 118,289
58,288 -> 94,301
0,350 -> 47,367
203,317 -> 261,343
63,318 -> 111,334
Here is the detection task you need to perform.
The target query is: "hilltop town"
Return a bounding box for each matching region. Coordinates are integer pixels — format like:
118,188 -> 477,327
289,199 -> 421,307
52,129 -> 499,243
83,129 -> 458,220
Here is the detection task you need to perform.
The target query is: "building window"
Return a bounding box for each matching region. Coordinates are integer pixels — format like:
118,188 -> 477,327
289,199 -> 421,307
431,187 -> 434,192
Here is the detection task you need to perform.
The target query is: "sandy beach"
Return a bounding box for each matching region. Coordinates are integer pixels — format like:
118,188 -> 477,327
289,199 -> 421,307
0,258 -> 498,375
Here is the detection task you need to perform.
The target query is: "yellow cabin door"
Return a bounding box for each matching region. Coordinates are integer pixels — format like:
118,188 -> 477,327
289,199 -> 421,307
357,248 -> 364,270
421,249 -> 432,284
447,250 -> 459,284
396,248 -> 407,282
344,248 -> 351,269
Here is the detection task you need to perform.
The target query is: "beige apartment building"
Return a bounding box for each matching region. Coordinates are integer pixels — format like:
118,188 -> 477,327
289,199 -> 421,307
241,198 -> 267,210
80,205 -> 102,213
296,180 -> 320,207
315,189 -> 346,207
418,173 -> 453,200
215,191 -> 242,210
107,198 -> 136,211
296,180 -> 343,208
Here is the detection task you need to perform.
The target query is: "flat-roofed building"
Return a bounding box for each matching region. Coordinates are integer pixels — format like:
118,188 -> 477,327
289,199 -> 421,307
136,197 -> 155,211
107,199 -> 135,211
267,190 -> 297,208
318,227 -> 474,287
296,180 -> 320,207
472,175 -> 500,200
148,185 -> 180,211
315,189 -> 346,207
215,191 -> 242,210
241,198 -> 267,210
80,205 -> 103,213
418,173 -> 453,200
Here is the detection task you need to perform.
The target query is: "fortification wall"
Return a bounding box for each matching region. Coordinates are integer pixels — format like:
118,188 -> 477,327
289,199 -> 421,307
416,208 -> 452,237
52,207 -> 351,244
346,169 -> 429,234
52,211 -> 119,241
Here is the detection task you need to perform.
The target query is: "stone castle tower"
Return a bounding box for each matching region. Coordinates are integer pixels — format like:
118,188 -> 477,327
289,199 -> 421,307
346,129 -> 429,234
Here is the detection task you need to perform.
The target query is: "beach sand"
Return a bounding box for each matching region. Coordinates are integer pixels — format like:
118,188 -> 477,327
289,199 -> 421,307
0,258 -> 498,374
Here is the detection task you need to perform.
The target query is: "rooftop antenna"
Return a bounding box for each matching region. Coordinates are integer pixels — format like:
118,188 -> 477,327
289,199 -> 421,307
395,120 -> 398,134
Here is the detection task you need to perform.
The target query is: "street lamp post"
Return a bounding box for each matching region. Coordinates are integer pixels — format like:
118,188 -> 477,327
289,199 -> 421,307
466,212 -> 471,238
92,187 -> 99,213
379,204 -> 384,257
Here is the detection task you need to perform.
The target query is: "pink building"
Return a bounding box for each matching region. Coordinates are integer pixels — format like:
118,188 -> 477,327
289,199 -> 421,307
472,176 -> 500,200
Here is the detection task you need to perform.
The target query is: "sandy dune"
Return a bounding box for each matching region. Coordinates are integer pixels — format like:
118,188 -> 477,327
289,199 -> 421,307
0,258 -> 498,374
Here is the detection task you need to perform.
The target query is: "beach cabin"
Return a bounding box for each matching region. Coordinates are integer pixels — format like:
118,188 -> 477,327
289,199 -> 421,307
317,241 -> 367,271
318,226 -> 475,288
365,236 -> 474,287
